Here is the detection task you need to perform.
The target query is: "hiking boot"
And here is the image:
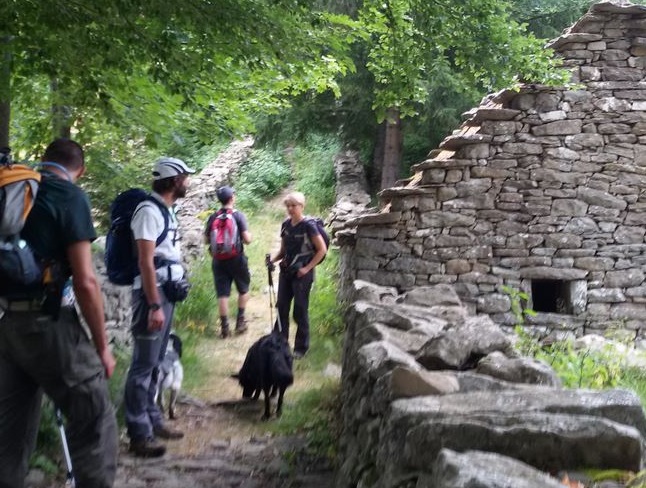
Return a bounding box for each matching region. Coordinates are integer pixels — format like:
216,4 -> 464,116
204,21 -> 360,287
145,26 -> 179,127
129,438 -> 166,458
153,424 -> 184,440
235,316 -> 248,334
293,349 -> 307,359
220,319 -> 230,339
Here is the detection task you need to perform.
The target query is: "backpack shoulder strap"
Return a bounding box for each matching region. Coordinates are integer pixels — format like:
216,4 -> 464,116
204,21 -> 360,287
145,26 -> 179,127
144,195 -> 171,246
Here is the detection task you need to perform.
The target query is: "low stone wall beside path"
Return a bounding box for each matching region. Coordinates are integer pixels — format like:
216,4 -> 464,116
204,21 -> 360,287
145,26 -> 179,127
336,279 -> 646,488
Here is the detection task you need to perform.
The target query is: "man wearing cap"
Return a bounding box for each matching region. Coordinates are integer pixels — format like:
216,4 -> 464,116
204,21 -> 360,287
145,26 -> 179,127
204,186 -> 252,338
124,156 -> 194,458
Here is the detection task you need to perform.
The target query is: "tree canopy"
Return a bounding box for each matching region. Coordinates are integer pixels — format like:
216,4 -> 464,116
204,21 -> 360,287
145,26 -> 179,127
2,0 -> 358,152
5,0 -> 580,194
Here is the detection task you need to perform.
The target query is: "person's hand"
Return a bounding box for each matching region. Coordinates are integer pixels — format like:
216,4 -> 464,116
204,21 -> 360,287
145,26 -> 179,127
297,267 -> 310,278
98,348 -> 116,379
265,254 -> 275,272
148,308 -> 165,332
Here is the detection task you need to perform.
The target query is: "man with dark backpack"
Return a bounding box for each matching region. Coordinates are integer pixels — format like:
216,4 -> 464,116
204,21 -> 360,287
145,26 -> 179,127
105,188 -> 170,286
204,186 -> 252,338
123,157 -> 194,458
0,140 -> 118,487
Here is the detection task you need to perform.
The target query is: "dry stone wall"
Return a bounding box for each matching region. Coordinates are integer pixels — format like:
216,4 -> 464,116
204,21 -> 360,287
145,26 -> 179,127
339,1 -> 646,340
337,280 -> 646,488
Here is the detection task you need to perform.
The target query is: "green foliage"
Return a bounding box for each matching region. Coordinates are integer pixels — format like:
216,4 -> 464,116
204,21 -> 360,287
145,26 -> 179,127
169,330 -> 209,393
174,255 -> 219,336
292,134 -> 340,214
514,328 -> 624,389
270,381 -> 342,462
233,148 -> 292,214
618,367 -> 646,411
510,0 -> 594,40
309,251 -> 345,341
107,345 -> 132,424
358,0 -> 570,123
501,285 -> 536,326
30,400 -> 61,474
5,0 -> 358,150
584,468 -> 638,484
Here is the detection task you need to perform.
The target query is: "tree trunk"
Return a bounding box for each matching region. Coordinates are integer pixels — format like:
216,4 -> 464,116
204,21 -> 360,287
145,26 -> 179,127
370,120 -> 387,194
0,36 -> 12,149
380,106 -> 403,190
50,78 -> 72,139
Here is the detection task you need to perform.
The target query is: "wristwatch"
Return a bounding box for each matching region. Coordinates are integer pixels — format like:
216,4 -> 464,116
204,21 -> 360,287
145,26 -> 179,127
149,303 -> 162,311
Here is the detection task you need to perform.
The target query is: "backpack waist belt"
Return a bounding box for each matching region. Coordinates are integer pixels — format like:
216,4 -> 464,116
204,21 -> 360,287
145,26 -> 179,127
0,298 -> 44,312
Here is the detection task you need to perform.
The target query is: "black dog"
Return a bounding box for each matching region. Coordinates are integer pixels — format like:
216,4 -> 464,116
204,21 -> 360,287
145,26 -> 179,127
235,332 -> 294,420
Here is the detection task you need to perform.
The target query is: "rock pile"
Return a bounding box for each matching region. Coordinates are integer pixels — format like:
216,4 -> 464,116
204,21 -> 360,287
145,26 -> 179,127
336,280 -> 646,488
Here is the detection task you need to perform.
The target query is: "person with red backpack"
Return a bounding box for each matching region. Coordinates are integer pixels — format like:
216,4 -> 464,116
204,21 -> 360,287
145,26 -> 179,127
267,191 -> 327,358
204,186 -> 252,338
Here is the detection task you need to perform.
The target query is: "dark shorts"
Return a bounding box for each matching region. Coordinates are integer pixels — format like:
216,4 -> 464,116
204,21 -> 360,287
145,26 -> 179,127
212,255 -> 250,297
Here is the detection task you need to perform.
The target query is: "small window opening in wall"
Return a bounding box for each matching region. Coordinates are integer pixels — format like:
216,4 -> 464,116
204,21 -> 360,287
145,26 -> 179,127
531,279 -> 572,314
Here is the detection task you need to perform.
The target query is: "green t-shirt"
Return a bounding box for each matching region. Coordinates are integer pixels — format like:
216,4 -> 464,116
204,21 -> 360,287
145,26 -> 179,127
21,173 -> 97,279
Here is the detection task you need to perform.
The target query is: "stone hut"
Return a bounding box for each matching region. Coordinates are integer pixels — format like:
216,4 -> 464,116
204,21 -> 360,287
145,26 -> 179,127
339,1 -> 646,340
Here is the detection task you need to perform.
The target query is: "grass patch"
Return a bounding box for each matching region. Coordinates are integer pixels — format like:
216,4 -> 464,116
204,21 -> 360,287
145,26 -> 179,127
515,328 -> 646,403
171,329 -> 212,394
618,367 -> 646,407
291,134 -> 340,215
269,380 -> 342,462
29,401 -> 62,476
174,255 -> 219,336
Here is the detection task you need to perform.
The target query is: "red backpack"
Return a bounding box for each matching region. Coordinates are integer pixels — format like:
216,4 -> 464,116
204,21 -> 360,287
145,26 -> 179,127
209,208 -> 241,260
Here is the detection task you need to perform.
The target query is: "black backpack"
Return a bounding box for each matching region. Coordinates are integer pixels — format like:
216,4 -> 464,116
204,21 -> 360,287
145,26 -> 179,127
306,216 -> 330,263
282,216 -> 330,266
105,189 -> 170,285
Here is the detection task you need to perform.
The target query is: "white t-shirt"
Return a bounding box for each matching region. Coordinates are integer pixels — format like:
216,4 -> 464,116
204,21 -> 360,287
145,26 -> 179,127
130,192 -> 184,289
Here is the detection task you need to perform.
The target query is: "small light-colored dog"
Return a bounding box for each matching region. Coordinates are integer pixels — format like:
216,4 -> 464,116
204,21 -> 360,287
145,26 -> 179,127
156,332 -> 184,420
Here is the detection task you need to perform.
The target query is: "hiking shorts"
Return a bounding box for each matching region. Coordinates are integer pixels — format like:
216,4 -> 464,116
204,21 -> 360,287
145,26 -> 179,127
212,254 -> 250,297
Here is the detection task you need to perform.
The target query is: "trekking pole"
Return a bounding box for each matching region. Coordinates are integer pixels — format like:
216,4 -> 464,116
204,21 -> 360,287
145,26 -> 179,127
55,408 -> 75,487
266,254 -> 282,333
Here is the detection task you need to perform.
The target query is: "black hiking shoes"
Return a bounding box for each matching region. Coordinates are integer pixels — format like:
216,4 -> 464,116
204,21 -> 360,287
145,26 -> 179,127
221,319 -> 231,339
235,316 -> 248,334
129,438 -> 166,458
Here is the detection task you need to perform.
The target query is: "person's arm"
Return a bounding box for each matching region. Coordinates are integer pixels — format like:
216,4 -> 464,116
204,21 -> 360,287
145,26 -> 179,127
204,214 -> 214,245
136,238 -> 165,332
67,240 -> 116,378
298,233 -> 327,276
237,212 -> 252,244
270,240 -> 285,264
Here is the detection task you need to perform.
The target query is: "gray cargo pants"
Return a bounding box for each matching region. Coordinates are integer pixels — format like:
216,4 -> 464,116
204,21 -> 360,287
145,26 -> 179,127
0,307 -> 118,488
124,287 -> 175,441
